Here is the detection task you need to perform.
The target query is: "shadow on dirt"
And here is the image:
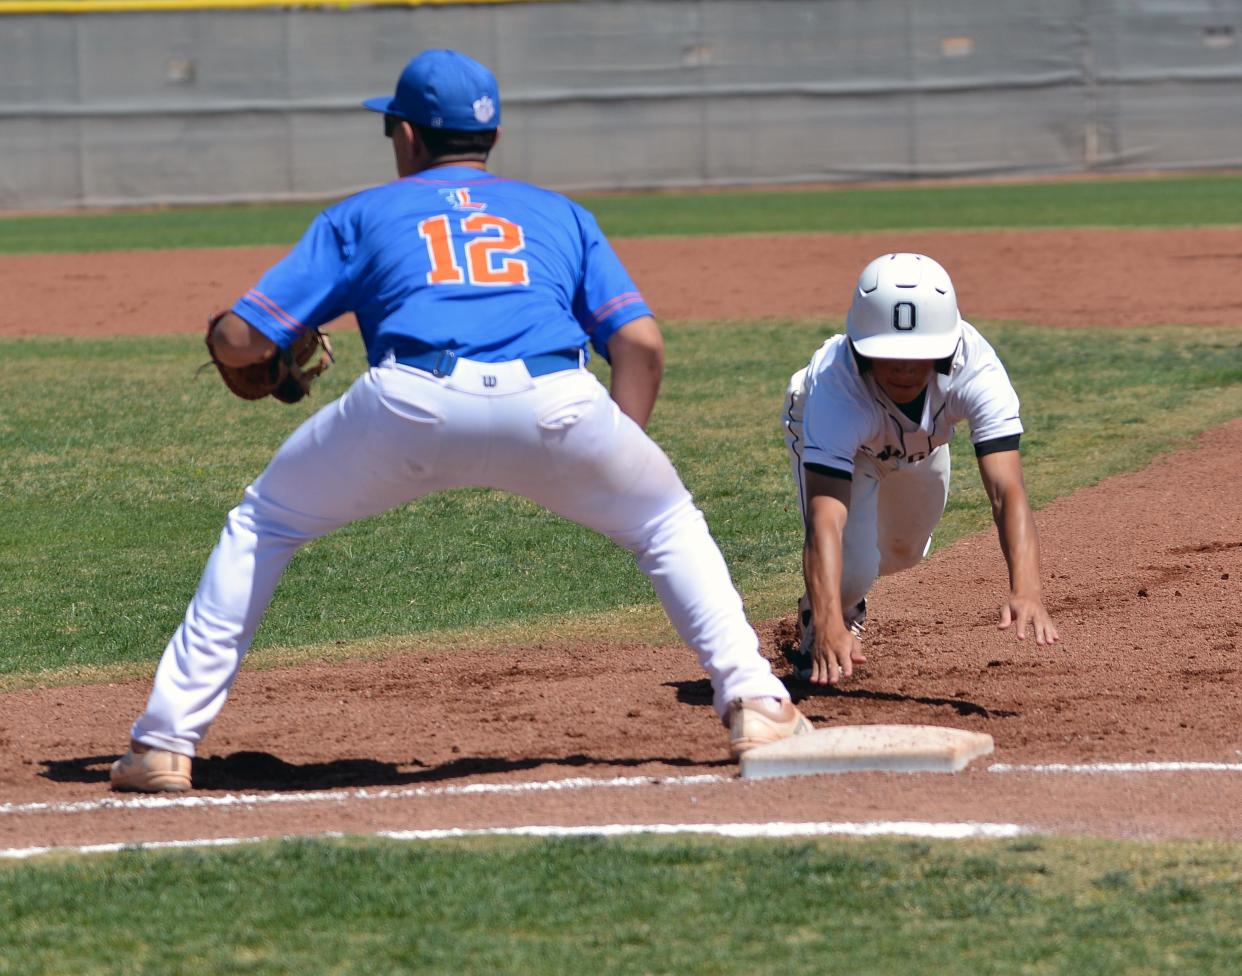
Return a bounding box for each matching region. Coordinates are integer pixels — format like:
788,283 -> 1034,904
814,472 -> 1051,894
665,678 -> 1018,720
40,750 -> 732,793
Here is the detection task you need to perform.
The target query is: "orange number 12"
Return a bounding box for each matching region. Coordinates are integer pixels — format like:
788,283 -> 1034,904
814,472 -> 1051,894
417,214 -> 530,287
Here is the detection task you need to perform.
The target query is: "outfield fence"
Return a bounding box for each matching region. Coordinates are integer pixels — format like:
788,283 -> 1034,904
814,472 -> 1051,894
2,0 -> 1242,210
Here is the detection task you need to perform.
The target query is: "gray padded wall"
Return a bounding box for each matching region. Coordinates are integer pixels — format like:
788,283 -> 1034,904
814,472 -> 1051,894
1090,0 -> 1242,169
2,0 -> 1241,210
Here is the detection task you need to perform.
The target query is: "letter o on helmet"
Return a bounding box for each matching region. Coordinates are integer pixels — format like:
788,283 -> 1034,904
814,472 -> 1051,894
845,253 -> 963,360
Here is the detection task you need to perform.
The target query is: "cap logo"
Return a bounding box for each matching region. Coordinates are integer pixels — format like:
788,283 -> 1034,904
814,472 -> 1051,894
473,95 -> 496,124
893,302 -> 916,331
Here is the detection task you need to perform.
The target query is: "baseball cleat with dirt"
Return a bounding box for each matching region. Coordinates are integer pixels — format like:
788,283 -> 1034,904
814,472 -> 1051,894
786,596 -> 866,681
110,741 -> 192,793
727,697 -> 813,757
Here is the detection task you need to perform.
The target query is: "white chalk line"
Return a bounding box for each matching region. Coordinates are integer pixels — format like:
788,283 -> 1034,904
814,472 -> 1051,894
0,773 -> 732,817
9,761 -> 1235,860
0,820 -> 1026,860
989,762 -> 1242,774
9,760 -> 1241,819
1,834 -> 287,861
378,821 -> 1027,841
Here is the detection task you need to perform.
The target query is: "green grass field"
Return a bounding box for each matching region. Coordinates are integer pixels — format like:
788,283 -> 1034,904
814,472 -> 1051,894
4,836 -> 1242,975
3,172 -> 1242,253
2,175 -> 1241,973
1,321 -> 1239,684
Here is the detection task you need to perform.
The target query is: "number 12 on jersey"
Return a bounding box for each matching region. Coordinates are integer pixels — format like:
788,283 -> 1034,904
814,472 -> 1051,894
418,214 -> 530,287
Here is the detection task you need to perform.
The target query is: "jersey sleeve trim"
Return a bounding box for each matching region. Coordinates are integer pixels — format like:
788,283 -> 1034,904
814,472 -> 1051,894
801,444 -> 857,476
974,433 -> 1021,457
969,414 -> 1024,445
804,461 -> 853,482
584,292 -> 653,359
234,289 -> 309,347
591,291 -> 645,324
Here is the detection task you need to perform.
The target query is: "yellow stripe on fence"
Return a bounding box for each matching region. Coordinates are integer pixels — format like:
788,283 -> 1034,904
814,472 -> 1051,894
0,0 -> 550,13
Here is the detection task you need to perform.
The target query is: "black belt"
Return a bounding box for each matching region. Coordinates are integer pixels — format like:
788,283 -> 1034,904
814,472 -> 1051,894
392,346 -> 581,378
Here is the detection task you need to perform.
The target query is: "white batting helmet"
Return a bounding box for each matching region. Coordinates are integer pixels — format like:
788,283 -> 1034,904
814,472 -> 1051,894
845,253 -> 963,360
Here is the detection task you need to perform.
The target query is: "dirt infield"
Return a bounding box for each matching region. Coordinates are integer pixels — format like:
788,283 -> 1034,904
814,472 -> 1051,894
6,227 -> 1242,336
2,229 -> 1240,852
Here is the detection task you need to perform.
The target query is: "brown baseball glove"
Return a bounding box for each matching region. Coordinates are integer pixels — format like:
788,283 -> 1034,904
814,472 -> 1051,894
205,311 -> 334,404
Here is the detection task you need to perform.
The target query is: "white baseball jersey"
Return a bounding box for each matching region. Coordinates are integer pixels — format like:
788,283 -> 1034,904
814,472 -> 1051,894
794,320 -> 1023,478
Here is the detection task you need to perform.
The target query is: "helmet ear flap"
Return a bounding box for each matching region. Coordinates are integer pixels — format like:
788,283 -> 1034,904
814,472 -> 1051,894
849,338 -> 873,373
934,337 -> 961,375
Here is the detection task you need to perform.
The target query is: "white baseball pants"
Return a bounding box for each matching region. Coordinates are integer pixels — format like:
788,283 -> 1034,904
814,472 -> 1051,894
132,358 -> 788,755
783,368 -> 950,608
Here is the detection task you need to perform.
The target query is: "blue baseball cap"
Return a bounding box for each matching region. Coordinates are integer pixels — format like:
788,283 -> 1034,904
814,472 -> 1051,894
363,49 -> 501,131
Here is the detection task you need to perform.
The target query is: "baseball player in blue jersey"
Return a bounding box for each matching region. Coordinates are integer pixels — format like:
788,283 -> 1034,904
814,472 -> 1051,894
111,50 -> 809,792
784,252 -> 1059,686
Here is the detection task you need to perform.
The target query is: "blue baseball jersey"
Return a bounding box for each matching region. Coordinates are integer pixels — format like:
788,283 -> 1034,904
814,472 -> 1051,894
232,166 -> 652,366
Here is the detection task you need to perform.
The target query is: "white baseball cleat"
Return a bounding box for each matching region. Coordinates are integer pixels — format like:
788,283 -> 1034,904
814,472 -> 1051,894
727,697 -> 813,757
110,741 -> 193,793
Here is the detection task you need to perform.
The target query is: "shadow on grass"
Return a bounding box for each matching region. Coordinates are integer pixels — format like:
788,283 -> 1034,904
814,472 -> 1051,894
40,750 -> 733,792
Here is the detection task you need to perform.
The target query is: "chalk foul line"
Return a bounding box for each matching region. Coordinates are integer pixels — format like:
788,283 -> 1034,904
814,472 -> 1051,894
9,760 -> 1236,859
989,761 -> 1242,774
8,760 -> 1241,819
0,773 -> 732,817
0,820 -> 1027,860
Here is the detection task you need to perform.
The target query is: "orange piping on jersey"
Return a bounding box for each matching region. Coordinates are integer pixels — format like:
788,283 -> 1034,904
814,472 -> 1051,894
591,291 -> 644,322
408,173 -> 504,186
246,289 -> 307,335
